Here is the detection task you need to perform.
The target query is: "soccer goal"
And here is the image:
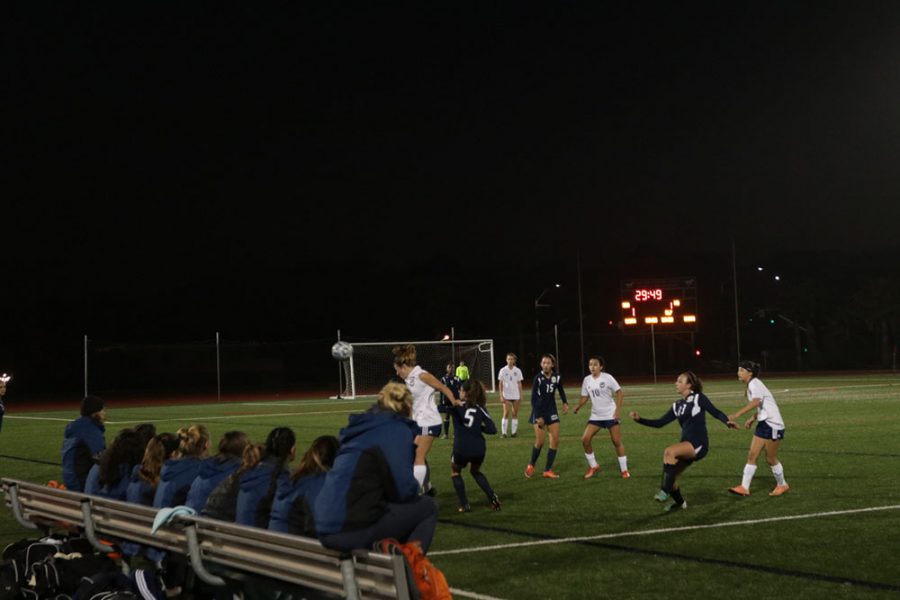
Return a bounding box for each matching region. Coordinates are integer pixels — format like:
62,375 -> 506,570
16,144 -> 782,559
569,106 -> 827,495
341,339 -> 495,398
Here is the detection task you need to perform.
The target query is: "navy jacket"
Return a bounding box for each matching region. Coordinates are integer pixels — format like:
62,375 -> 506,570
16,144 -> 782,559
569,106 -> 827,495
268,472 -> 328,535
235,457 -> 289,528
314,407 -> 419,537
61,416 -> 106,492
125,464 -> 157,506
185,456 -> 241,512
153,457 -> 203,508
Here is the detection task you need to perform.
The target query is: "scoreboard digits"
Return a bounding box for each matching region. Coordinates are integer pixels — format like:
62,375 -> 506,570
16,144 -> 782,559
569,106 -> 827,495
621,278 -> 698,331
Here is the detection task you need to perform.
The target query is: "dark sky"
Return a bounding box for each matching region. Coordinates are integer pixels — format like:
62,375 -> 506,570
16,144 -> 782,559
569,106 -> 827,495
4,2 -> 900,354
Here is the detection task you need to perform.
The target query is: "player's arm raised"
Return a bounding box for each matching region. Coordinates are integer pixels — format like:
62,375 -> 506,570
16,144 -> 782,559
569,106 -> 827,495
420,371 -> 457,404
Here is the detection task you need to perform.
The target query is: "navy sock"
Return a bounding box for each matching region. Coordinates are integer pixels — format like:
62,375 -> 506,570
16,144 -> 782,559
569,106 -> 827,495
451,475 -> 468,506
471,471 -> 495,499
661,463 -> 677,493
530,446 -> 542,466
671,487 -> 685,505
545,449 -> 557,471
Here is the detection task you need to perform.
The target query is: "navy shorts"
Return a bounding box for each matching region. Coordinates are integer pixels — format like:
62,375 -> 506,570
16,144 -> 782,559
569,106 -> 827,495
682,437 -> 708,461
418,424 -> 443,437
529,410 -> 559,426
588,419 -> 620,428
754,421 -> 785,441
451,453 -> 485,469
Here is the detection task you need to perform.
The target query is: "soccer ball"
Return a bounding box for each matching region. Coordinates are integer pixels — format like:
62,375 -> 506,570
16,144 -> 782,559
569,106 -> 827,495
331,341 -> 353,360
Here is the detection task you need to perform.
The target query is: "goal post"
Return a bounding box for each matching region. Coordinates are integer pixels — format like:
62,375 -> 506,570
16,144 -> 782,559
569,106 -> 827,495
343,339 -> 495,398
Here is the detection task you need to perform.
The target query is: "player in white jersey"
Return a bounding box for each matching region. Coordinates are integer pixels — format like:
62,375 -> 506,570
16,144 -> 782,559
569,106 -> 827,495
392,344 -> 457,494
497,353 -> 524,438
572,357 -> 629,479
728,360 -> 789,497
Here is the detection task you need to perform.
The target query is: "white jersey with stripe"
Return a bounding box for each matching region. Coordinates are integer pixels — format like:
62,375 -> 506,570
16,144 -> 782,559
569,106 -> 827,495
406,365 -> 442,428
748,378 -> 784,430
498,365 -> 524,400
580,372 -> 622,421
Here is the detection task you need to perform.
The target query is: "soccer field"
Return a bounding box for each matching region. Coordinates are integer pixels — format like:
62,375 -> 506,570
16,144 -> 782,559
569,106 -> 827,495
2,374 -> 899,599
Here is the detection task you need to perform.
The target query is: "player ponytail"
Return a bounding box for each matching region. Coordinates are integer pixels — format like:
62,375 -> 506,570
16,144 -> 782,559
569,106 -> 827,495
377,381 -> 413,417
679,371 -> 703,394
177,424 -> 211,458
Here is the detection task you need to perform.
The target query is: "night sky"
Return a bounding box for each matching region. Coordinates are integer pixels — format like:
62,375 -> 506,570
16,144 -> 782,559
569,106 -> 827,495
4,2 -> 900,393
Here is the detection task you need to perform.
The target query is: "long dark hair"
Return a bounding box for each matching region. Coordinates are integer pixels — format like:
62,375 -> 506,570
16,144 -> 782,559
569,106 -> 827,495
98,429 -> 145,488
680,371 -> 703,394
461,379 -> 487,408
291,435 -> 340,482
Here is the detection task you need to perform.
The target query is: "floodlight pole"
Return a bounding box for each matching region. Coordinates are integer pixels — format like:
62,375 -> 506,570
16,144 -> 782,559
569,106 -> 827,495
216,332 -> 221,403
336,329 -> 343,400
732,240 -> 741,364
554,324 -> 560,372
577,253 -> 585,372
650,324 -> 657,385
84,334 -> 88,397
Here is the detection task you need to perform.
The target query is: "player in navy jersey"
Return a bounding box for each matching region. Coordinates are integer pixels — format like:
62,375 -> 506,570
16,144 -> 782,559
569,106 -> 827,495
439,362 -> 461,439
449,379 -> 501,512
525,354 -> 568,479
630,371 -> 736,511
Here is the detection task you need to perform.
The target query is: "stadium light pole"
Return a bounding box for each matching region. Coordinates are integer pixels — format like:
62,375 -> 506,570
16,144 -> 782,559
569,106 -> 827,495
534,284 -> 560,360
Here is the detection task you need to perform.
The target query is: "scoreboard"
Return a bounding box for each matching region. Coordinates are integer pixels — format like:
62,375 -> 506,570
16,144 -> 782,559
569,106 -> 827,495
620,277 -> 698,332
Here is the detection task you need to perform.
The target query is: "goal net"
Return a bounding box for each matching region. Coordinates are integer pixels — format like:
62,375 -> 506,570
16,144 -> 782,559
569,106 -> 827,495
342,339 -> 495,398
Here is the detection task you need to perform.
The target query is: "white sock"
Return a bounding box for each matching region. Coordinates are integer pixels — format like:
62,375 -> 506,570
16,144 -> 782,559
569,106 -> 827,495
413,465 -> 427,488
512,419 -> 518,435
501,418 -> 508,435
585,452 -> 598,468
618,456 -> 628,472
771,462 -> 786,486
742,464 -> 757,489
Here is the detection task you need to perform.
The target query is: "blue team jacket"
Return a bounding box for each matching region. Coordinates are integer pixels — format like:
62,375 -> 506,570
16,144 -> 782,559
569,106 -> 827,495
314,407 -> 419,537
235,457 -> 289,528
185,456 -> 241,512
268,472 -> 328,535
61,416 -> 106,492
153,457 -> 203,508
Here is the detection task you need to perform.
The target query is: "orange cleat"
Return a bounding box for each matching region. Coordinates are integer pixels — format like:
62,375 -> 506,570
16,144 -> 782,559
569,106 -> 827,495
621,470 -> 631,479
524,464 -> 535,478
542,470 -> 560,479
769,484 -> 790,497
728,485 -> 751,497
583,466 -> 601,479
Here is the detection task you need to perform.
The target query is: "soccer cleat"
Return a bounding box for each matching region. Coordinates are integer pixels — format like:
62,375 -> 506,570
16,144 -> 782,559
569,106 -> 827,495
524,464 -> 535,478
654,490 -> 669,502
490,494 -> 502,511
728,485 -> 751,497
542,470 -> 560,479
583,466 -> 601,480
665,501 -> 687,512
458,504 -> 471,513
769,484 -> 790,497
621,470 -> 631,479
510,432 -> 518,438
501,433 -> 507,438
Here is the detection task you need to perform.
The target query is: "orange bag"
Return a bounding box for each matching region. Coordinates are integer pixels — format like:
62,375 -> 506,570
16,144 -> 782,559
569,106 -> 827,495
376,538 -> 451,600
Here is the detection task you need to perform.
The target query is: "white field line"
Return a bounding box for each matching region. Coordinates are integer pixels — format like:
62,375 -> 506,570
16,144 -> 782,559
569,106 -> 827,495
621,381 -> 898,403
449,588 -> 507,600
6,409 -> 358,426
429,504 -> 900,557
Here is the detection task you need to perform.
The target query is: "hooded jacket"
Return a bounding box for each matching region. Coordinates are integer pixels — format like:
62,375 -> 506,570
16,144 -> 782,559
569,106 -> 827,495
235,456 -> 289,527
314,407 -> 419,537
268,472 -> 328,535
185,456 -> 241,512
61,416 -> 106,492
153,456 -> 203,508
84,463 -> 131,501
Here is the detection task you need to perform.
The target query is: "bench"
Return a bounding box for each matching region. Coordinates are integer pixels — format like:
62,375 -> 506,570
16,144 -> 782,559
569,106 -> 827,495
2,477 -> 413,599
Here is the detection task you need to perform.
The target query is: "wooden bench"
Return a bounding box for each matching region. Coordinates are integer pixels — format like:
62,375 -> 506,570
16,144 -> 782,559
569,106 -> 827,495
2,477 -> 413,599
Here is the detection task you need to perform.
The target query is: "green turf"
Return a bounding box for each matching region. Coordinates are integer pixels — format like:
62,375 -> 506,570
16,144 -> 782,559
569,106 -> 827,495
2,374 -> 899,598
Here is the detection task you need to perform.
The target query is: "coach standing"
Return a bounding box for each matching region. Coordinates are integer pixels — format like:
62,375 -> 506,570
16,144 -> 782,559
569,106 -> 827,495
61,395 -> 107,491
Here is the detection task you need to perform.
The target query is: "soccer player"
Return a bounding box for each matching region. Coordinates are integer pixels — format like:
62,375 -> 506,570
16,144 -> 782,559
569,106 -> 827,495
630,371 -> 736,511
439,362 -> 461,439
498,352 -> 524,438
573,356 -> 629,479
393,345 -> 457,493
449,379 -> 501,512
455,359 -> 470,382
525,354 -> 568,479
728,360 -> 789,497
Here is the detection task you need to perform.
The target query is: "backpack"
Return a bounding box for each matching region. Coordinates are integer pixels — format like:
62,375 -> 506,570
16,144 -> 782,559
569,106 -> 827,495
375,539 -> 451,600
